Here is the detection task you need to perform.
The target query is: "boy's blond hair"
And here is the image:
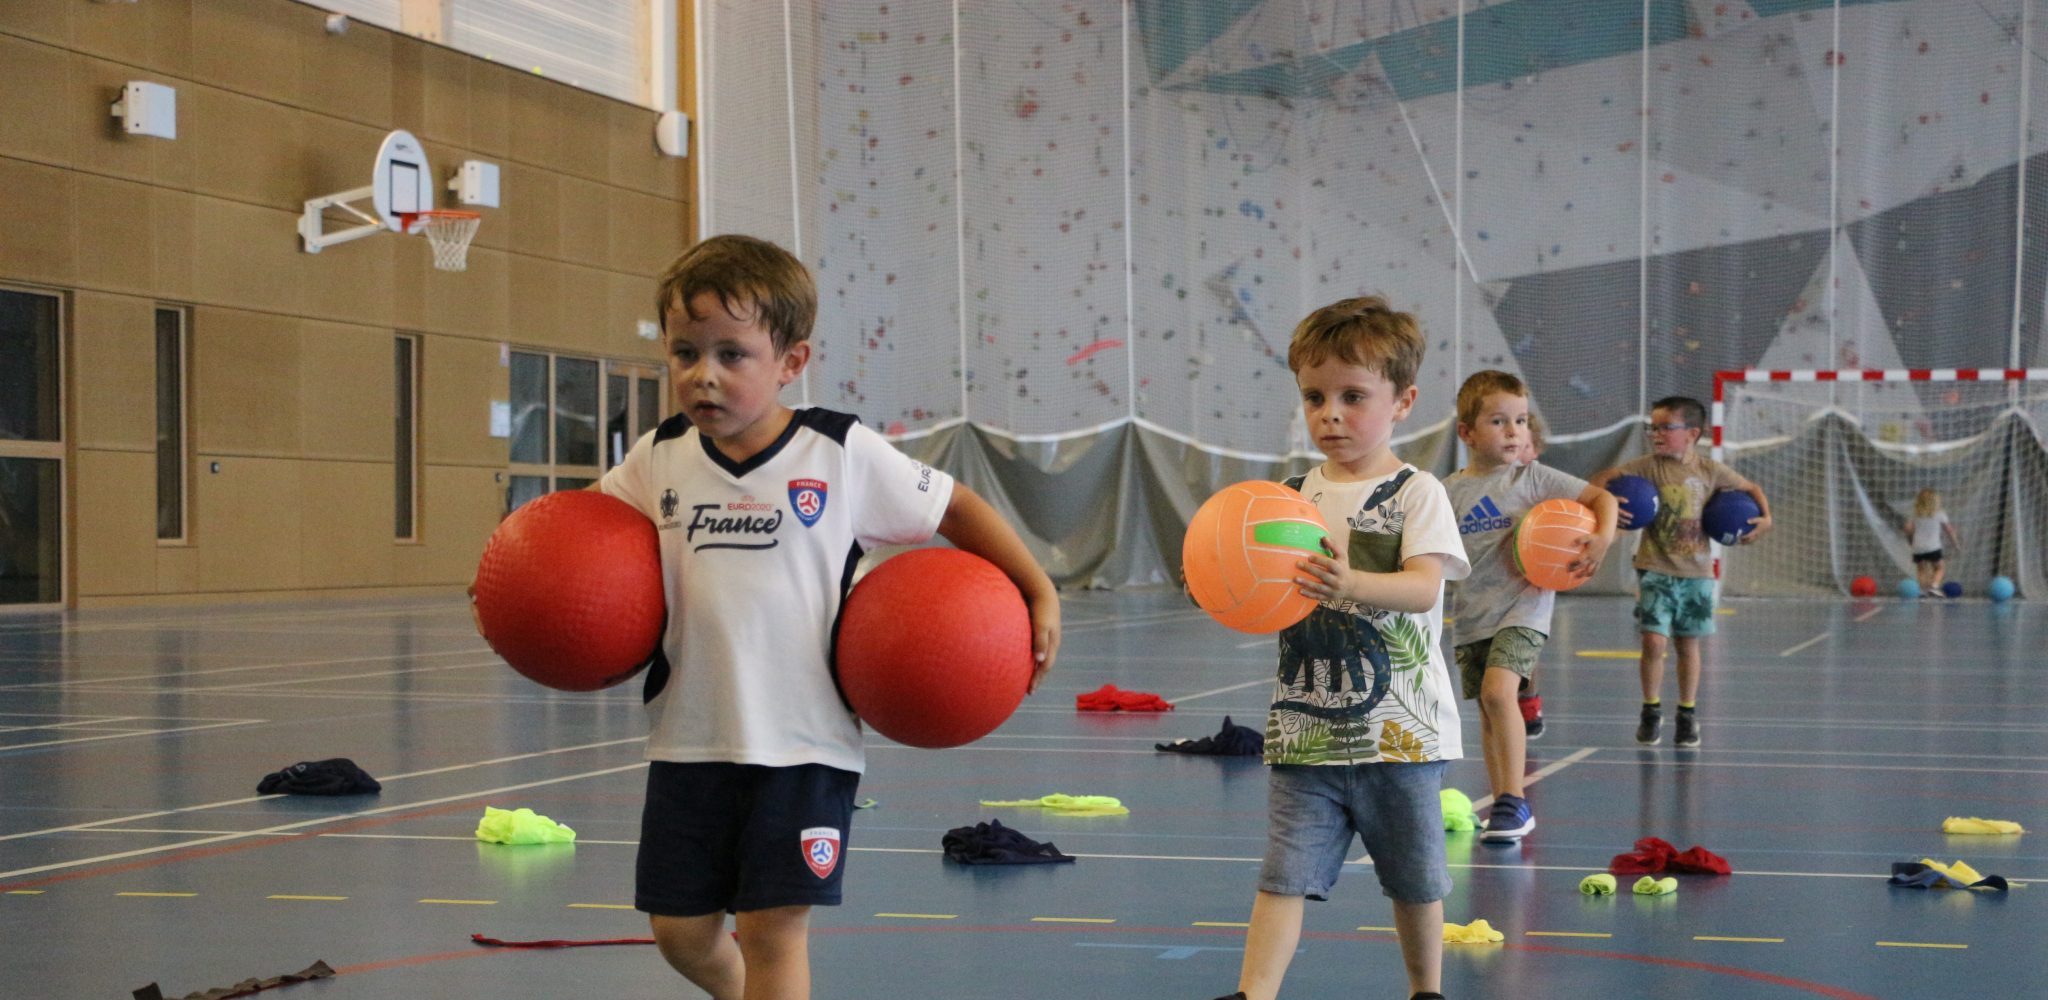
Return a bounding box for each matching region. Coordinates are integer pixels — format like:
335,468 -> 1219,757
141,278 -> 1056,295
656,234 -> 817,353
1454,369 -> 1527,428
1286,296 -> 1424,390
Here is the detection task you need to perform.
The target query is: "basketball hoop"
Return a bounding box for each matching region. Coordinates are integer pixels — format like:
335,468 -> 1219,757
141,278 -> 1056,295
399,210 -> 482,272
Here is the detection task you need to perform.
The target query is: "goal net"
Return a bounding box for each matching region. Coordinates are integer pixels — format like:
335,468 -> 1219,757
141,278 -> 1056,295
1713,369 -> 2048,598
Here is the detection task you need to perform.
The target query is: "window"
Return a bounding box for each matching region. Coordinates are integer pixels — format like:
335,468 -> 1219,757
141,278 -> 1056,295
505,351 -> 664,513
155,307 -> 188,542
395,334 -> 420,540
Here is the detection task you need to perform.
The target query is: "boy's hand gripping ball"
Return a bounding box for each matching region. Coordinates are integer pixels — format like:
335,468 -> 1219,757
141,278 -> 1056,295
1513,498 -> 1597,592
1183,481 -> 1330,634
1607,474 -> 1660,531
835,548 -> 1034,749
473,490 -> 665,692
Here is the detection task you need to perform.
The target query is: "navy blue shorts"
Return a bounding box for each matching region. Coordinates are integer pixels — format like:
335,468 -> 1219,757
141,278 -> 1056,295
635,761 -> 859,917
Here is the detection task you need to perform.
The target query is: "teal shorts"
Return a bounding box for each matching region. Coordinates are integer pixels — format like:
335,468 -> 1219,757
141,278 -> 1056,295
1634,571 -> 1716,638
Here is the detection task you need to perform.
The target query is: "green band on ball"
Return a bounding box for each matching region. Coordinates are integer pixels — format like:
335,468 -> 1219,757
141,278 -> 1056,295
1252,522 -> 1327,553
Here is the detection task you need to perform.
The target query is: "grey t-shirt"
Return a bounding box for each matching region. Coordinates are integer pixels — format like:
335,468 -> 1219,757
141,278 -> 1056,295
1442,461 -> 1590,644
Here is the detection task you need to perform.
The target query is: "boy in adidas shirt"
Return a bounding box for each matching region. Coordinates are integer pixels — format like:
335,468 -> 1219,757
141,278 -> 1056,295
596,235 -> 1061,1000
1442,371 -> 1617,843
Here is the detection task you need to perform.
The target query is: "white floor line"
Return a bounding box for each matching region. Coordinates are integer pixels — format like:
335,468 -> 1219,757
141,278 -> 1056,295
0,762 -> 648,881
1853,605 -> 1885,622
0,647 -> 493,691
0,736 -> 646,844
1464,746 -> 1598,817
189,659 -> 501,692
1,719 -> 263,752
1065,610 -> 1210,633
1234,638 -> 1272,649
1169,678 -> 1271,703
1778,631 -> 1832,656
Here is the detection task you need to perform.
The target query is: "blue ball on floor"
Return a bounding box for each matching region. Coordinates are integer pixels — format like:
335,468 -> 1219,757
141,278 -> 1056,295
1989,576 -> 2016,602
1898,579 -> 1921,599
1940,581 -> 1963,598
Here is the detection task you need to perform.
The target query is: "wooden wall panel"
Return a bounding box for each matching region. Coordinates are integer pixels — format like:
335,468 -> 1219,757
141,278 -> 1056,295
300,320 -> 394,463
74,448 -> 158,597
193,307 -> 301,456
70,292 -> 156,451
2,0 -> 687,606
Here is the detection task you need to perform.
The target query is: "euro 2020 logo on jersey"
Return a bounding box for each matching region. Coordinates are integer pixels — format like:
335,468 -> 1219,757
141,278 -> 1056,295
800,826 -> 840,878
788,479 -> 828,528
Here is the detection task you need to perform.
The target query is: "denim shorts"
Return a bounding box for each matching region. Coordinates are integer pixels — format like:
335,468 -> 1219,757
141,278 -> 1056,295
1634,570 -> 1717,637
1258,761 -> 1451,904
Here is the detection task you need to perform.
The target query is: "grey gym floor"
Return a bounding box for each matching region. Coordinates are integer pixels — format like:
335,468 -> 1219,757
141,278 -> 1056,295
0,589 -> 2041,999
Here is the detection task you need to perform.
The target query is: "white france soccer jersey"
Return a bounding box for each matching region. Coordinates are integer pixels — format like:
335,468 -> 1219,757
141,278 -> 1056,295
599,408 -> 953,773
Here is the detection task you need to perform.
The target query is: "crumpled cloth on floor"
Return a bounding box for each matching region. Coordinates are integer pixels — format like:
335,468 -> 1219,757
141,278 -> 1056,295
475,806 -> 577,845
132,960 -> 334,1000
1942,817 -> 2025,835
978,794 -> 1129,816
1155,715 -> 1263,755
1609,836 -> 1730,875
1888,859 -> 2009,891
256,758 -> 381,796
1632,876 -> 1679,896
1579,874 -> 1618,896
1442,919 -> 1504,944
941,819 -> 1075,865
1076,684 -> 1174,712
1440,788 -> 1479,833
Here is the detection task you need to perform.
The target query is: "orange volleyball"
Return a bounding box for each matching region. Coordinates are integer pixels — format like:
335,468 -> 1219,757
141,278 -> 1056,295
1183,481 -> 1331,634
1512,498 -> 1597,592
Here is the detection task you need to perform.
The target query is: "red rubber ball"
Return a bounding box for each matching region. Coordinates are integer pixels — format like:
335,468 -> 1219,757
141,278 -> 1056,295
836,548 -> 1033,749
474,490 -> 665,692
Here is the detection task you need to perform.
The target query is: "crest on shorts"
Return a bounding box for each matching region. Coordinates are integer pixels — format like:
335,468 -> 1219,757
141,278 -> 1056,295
800,826 -> 841,878
789,479 -> 828,528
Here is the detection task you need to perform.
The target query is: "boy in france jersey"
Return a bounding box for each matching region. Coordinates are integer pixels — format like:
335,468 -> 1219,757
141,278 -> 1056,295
598,235 -> 1061,999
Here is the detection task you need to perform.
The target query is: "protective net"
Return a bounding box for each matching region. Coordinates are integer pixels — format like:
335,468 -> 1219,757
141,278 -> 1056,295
1718,372 -> 2048,597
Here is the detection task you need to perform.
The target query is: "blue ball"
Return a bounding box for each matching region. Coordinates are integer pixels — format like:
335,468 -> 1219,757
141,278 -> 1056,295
1989,575 -> 2016,602
1940,581 -> 1963,598
1608,474 -> 1659,531
1898,579 -> 1921,599
1701,490 -> 1761,545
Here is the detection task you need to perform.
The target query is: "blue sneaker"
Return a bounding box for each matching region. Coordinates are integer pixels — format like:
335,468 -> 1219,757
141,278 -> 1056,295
1481,793 -> 1535,842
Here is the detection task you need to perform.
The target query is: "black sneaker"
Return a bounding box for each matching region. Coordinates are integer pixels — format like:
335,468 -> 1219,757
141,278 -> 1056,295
1674,708 -> 1700,748
1209,994 -> 1247,1000
1520,693 -> 1545,740
1412,994 -> 1447,1000
1635,705 -> 1662,745
1481,793 -> 1535,842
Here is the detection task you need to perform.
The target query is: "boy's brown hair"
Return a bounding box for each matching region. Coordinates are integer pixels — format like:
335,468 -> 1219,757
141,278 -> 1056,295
1454,369 -> 1527,428
656,234 -> 817,353
1286,296 -> 1424,390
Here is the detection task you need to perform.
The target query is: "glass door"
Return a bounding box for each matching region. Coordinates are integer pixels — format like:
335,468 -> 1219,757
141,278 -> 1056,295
604,361 -> 667,469
0,288 -> 64,608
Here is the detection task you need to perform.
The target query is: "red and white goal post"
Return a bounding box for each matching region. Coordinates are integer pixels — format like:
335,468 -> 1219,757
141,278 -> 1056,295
1708,367 -> 2048,597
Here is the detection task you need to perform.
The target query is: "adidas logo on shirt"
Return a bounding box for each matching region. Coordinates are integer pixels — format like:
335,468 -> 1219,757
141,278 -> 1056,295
1460,496 -> 1513,535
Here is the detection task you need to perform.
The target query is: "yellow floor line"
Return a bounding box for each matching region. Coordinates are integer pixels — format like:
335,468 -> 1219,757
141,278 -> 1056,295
567,903 -> 635,910
1693,935 -> 1783,943
1576,650 -> 1639,659
5,890 -> 45,895
1356,925 -> 1396,932
1876,941 -> 1967,950
1192,921 -> 1250,928
1717,608 -> 1736,615
1031,916 -> 1115,924
268,894 -> 347,901
117,891 -> 196,898
420,898 -> 497,905
1526,931 -> 1612,938
876,912 -> 957,920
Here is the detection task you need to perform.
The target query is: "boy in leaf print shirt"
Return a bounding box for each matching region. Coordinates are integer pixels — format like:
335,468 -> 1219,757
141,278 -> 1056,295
1208,297 -> 1470,1000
